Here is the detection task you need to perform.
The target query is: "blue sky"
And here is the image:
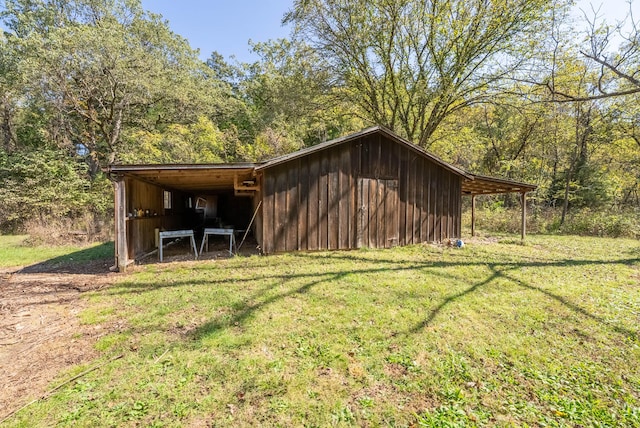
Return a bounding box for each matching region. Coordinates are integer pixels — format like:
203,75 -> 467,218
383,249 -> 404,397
1,0 -> 637,63
140,0 -> 639,64
140,0 -> 293,63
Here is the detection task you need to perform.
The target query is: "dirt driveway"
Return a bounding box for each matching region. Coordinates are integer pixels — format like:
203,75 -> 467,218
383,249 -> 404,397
0,260 -> 117,421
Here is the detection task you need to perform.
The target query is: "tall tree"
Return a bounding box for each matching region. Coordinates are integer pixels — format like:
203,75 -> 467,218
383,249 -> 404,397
545,3 -> 640,102
285,0 -> 566,147
2,0 -> 218,173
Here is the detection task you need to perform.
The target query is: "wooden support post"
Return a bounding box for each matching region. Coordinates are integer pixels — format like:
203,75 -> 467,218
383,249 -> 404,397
471,195 -> 476,237
521,191 -> 527,241
114,176 -> 129,272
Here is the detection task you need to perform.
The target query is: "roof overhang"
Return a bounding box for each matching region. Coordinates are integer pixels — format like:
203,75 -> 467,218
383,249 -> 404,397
106,163 -> 260,192
462,174 -> 537,196
105,130 -> 537,196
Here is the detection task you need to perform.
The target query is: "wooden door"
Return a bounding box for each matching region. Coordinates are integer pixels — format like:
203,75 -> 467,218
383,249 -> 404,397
357,178 -> 399,248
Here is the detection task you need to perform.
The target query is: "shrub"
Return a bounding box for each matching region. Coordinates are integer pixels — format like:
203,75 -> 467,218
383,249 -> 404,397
463,206 -> 640,238
0,147 -> 113,238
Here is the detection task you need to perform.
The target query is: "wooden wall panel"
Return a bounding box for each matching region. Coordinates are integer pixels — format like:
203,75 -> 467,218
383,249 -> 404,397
259,133 -> 462,254
286,163 -> 299,251
429,167 -> 436,241
274,168 -> 287,252
368,177 -> 378,247
262,173 -> 275,254
339,146 -> 351,249
398,155 -> 407,246
328,151 -> 339,250
307,154 -> 320,250
319,153 -> 329,250
358,177 -> 369,248
298,157 -> 309,251
419,161 -> 428,242
125,178 -> 165,259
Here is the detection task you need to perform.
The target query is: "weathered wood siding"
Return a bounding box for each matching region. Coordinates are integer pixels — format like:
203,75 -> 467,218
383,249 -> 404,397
125,178 -> 184,259
260,134 -> 461,254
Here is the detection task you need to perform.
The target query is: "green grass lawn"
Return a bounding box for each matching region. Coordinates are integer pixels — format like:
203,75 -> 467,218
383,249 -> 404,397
0,235 -> 113,268
6,235 -> 640,427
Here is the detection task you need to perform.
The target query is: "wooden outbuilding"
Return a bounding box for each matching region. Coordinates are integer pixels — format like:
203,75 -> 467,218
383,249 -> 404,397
107,126 -> 536,271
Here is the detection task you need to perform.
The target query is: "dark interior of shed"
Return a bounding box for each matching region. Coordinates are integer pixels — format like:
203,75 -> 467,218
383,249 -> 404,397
188,191 -> 253,233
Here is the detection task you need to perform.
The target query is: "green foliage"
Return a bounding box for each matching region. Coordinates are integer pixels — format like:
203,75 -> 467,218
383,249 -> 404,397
2,0 -> 222,168
464,205 -> 640,238
285,0 -> 566,146
0,147 -> 111,232
0,0 -> 639,239
120,117 -> 241,164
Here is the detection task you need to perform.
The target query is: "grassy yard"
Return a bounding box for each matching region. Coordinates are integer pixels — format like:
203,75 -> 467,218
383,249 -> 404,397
6,235 -> 640,427
0,235 -> 113,268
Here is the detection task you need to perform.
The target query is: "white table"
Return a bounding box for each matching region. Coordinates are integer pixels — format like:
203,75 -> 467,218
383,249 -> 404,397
200,228 -> 235,256
158,230 -> 198,262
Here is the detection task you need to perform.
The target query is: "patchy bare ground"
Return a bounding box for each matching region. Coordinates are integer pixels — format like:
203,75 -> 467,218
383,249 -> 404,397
0,260 -> 117,420
0,237 -> 259,421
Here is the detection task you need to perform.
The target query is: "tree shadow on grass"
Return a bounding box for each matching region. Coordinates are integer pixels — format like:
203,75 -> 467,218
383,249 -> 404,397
405,261 -> 638,341
16,242 -> 115,274
105,249 -> 639,343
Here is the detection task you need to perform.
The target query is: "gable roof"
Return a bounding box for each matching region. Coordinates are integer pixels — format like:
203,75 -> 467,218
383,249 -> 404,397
107,126 -> 536,195
255,126 -> 474,180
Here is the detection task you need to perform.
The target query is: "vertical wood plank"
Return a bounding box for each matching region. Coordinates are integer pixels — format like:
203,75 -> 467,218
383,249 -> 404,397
443,173 -> 450,238
398,147 -> 406,246
420,160 -> 428,243
263,172 -> 276,254
434,168 -> 441,242
352,140 -> 362,247
376,134 -> 382,178
328,151 -> 339,250
386,179 -> 400,247
298,157 -> 309,250
457,177 -> 462,237
412,157 -> 420,243
339,145 -> 351,249
308,155 -> 320,251
319,153 -> 329,250
369,178 -> 378,247
358,177 -> 368,247
471,194 -> 476,237
361,136 -> 371,177
286,162 -> 299,251
275,167 -> 288,252
377,179 -> 386,247
404,152 -> 412,245
429,166 -> 436,242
